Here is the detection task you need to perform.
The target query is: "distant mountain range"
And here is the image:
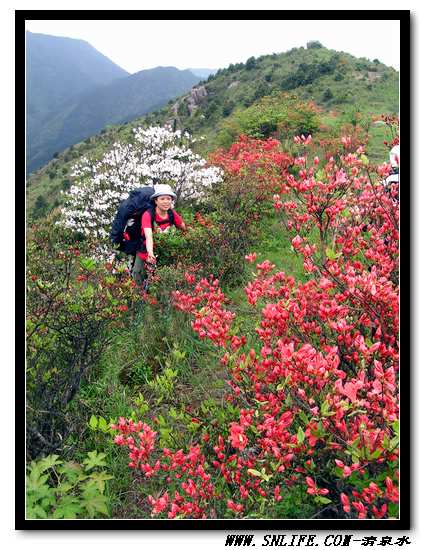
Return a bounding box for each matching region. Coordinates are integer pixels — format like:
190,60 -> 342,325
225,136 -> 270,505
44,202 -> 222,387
26,32 -> 205,174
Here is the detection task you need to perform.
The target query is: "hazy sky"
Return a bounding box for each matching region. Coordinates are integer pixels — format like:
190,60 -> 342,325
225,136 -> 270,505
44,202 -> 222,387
25,19 -> 401,74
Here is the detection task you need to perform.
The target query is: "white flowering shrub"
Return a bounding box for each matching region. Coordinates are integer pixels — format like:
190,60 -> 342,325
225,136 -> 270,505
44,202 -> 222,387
59,126 -> 222,243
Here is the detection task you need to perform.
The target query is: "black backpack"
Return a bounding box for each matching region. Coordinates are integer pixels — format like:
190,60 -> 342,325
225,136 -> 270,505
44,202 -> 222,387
110,187 -> 175,255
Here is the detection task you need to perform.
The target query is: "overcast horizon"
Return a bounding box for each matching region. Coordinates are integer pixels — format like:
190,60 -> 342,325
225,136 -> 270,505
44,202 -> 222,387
25,19 -> 401,75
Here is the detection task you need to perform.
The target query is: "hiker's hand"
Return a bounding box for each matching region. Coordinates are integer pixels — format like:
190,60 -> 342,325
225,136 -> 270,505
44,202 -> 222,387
147,253 -> 156,264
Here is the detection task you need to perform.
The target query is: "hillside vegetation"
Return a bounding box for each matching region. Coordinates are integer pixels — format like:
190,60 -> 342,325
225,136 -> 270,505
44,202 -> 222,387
155,43 -> 398,144
27,43 -> 398,221
26,114 -> 400,520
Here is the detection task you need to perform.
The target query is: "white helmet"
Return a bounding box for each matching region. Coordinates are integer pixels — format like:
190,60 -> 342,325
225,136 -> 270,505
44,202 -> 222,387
390,145 -> 400,168
151,184 -> 177,200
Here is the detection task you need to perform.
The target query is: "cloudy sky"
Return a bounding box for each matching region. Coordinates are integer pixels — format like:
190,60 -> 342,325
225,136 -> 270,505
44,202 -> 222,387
25,18 -> 401,74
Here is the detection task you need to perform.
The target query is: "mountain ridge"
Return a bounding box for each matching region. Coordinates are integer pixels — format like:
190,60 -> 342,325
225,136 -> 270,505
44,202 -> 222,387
26,33 -> 201,174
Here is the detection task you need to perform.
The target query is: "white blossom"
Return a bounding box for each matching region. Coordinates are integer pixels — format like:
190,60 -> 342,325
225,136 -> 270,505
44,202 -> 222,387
59,126 -> 223,254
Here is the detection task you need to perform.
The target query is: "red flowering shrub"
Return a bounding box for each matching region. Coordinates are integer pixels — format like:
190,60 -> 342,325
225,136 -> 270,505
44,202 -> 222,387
112,129 -> 399,519
209,134 -> 293,200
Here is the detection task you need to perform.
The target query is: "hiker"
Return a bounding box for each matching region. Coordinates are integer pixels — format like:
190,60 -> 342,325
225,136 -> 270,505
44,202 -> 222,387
383,144 -> 399,201
132,184 -> 186,287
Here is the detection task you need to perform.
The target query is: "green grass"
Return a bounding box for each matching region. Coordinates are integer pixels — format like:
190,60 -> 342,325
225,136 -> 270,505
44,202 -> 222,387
61,298 -> 235,516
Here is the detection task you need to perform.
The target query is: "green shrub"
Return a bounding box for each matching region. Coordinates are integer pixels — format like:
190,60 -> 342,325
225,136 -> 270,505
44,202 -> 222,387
26,451 -> 112,519
219,92 -> 321,142
152,206 -> 257,288
26,214 -> 141,458
245,56 -> 256,70
222,100 -> 235,117
322,88 -> 334,101
33,195 -> 48,219
62,178 -> 71,191
307,40 -> 323,49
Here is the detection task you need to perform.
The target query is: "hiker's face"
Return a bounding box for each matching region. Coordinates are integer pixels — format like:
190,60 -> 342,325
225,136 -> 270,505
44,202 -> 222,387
156,195 -> 173,209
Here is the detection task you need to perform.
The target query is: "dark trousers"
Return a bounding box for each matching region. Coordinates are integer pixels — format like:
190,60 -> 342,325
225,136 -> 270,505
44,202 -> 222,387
131,254 -> 147,287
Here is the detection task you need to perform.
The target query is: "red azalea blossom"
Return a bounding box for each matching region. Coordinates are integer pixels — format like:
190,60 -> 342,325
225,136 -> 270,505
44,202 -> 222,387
245,253 -> 257,263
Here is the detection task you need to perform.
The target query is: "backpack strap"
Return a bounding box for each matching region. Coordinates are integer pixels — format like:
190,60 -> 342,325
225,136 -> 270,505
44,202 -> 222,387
168,209 -> 176,226
149,208 -> 176,229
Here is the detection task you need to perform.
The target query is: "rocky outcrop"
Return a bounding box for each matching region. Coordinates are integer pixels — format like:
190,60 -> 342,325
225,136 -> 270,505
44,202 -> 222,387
187,85 -> 208,115
367,71 -> 382,81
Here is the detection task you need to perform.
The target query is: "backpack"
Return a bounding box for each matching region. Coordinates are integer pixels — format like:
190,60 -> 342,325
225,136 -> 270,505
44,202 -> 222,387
110,187 -> 175,255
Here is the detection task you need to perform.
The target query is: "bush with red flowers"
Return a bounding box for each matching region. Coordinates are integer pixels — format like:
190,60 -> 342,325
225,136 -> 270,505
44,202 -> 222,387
111,124 -> 399,519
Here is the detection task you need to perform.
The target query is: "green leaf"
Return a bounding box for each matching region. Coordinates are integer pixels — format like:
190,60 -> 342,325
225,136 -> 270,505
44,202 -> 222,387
83,451 -> 107,471
320,400 -> 330,415
58,461 -> 83,480
298,410 -> 309,425
381,434 -> 390,450
168,407 -> 178,419
371,449 -> 383,460
247,468 -> 262,478
316,169 -> 326,181
85,471 -> 113,494
81,493 -> 109,518
40,496 -> 55,509
388,502 -> 399,518
249,424 -> 259,436
39,454 -> 62,472
80,257 -> 96,271
52,497 -> 83,519
27,473 -> 49,492
247,468 -> 272,482
315,496 -> 332,505
156,414 -> 166,426
392,420 -> 399,436
297,426 -> 305,444
97,416 -> 108,432
27,504 -> 48,519
325,248 -> 340,261
312,420 -> 326,438
28,465 -> 41,482
172,348 -> 186,360
360,154 -> 369,165
52,505 -> 79,519
89,415 -> 98,430
56,482 -> 75,494
320,400 -> 336,417
84,284 -> 95,299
